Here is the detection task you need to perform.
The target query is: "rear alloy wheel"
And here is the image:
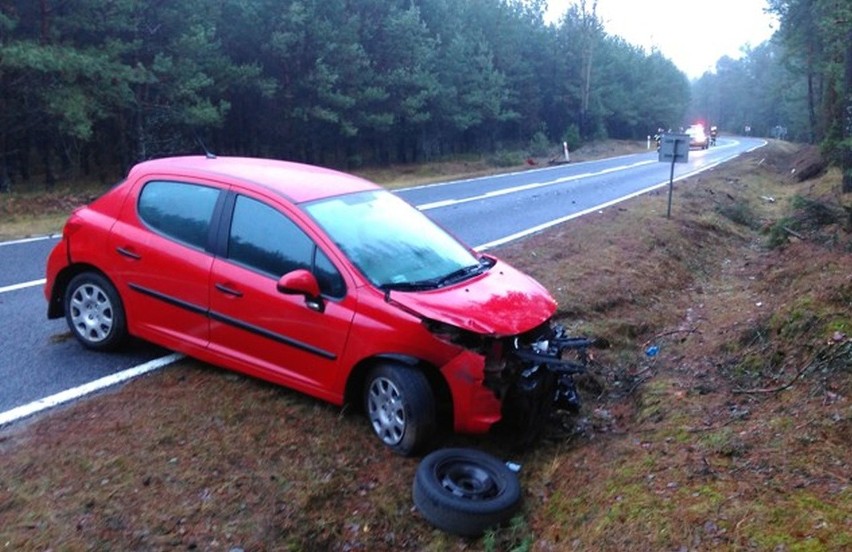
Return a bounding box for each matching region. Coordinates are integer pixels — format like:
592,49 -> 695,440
65,272 -> 128,351
364,363 -> 436,456
412,448 -> 522,537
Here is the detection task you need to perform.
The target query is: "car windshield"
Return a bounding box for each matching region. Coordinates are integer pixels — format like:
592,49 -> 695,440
304,190 -> 482,289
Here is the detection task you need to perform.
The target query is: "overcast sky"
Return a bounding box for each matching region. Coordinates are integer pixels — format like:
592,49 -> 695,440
544,0 -> 779,79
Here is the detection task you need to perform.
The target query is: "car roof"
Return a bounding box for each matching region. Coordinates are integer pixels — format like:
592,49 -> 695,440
128,156 -> 379,203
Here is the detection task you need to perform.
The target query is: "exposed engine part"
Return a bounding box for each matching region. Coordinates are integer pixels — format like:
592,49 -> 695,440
496,323 -> 599,448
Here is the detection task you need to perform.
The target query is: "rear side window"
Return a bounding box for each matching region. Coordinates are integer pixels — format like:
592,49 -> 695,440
228,195 -> 345,298
138,181 -> 220,249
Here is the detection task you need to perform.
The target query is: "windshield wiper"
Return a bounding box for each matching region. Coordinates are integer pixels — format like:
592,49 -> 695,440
379,257 -> 493,292
379,280 -> 442,292
434,257 -> 492,287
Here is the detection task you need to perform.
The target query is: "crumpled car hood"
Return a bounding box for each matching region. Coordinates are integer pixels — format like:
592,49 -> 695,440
389,259 -> 557,336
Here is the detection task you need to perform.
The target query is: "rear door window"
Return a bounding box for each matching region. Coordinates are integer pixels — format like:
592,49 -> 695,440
138,181 -> 220,249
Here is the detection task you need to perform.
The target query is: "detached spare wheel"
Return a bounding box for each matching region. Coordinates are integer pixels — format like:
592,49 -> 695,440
412,448 -> 522,537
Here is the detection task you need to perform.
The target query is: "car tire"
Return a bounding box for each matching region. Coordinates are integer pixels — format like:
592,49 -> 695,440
364,363 -> 436,456
412,448 -> 522,537
65,272 -> 128,351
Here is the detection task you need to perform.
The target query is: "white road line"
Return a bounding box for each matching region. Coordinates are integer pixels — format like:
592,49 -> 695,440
0,234 -> 57,295
0,278 -> 46,294
473,143 -> 767,250
417,160 -> 656,210
404,150 -> 654,192
0,353 -> 184,427
0,234 -> 60,247
473,176 -> 673,250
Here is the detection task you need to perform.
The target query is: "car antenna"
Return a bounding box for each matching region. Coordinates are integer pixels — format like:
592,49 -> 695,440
194,133 -> 216,159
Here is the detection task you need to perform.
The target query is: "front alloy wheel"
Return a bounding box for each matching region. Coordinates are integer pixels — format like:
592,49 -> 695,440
65,272 -> 127,351
364,363 -> 436,456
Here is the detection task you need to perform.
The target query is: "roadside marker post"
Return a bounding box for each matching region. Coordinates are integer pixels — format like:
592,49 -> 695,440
657,133 -> 689,218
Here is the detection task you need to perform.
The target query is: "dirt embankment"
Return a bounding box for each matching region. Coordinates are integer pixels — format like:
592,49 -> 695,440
496,141 -> 851,550
0,141 -> 849,551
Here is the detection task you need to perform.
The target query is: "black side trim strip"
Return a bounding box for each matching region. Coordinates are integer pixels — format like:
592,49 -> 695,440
208,310 -> 336,360
128,283 -> 207,315
127,282 -> 336,360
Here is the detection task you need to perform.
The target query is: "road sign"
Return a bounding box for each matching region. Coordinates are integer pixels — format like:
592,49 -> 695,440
658,133 -> 689,164
657,133 -> 689,218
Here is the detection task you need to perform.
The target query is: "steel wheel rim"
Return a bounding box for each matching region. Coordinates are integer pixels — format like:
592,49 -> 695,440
367,376 -> 405,445
436,460 -> 499,501
69,283 -> 114,343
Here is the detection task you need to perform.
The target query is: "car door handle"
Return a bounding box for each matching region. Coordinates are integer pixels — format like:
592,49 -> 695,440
116,247 -> 141,260
215,283 -> 243,297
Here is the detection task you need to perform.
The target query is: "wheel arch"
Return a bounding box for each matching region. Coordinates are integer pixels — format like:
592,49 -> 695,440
344,354 -> 454,432
48,263 -> 112,319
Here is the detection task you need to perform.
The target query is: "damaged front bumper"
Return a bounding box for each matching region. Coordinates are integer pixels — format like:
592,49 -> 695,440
430,319 -> 599,446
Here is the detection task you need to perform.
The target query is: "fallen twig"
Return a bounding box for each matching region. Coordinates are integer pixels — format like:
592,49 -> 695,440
631,366 -> 653,378
733,365 -> 810,394
625,375 -> 652,396
716,492 -> 741,517
733,343 -> 850,394
782,226 -> 805,240
733,353 -> 815,394
686,416 -> 738,433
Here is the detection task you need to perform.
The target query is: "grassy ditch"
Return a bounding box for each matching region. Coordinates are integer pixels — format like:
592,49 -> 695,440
1,141 -> 850,550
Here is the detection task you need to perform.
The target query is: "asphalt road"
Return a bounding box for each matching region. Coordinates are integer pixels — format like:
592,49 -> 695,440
0,137 -> 766,423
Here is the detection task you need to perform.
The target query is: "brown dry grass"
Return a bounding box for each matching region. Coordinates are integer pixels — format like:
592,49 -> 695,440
0,190 -> 100,241
1,140 -> 850,551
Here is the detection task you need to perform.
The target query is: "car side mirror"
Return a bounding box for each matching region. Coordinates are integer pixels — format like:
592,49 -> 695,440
277,269 -> 324,312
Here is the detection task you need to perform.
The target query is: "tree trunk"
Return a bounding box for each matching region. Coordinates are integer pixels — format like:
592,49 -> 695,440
578,0 -> 597,139
807,49 -> 818,144
843,28 -> 852,193
40,136 -> 55,190
0,97 -> 7,192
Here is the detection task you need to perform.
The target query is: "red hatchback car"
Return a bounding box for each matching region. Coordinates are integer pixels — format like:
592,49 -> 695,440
46,156 -> 588,454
